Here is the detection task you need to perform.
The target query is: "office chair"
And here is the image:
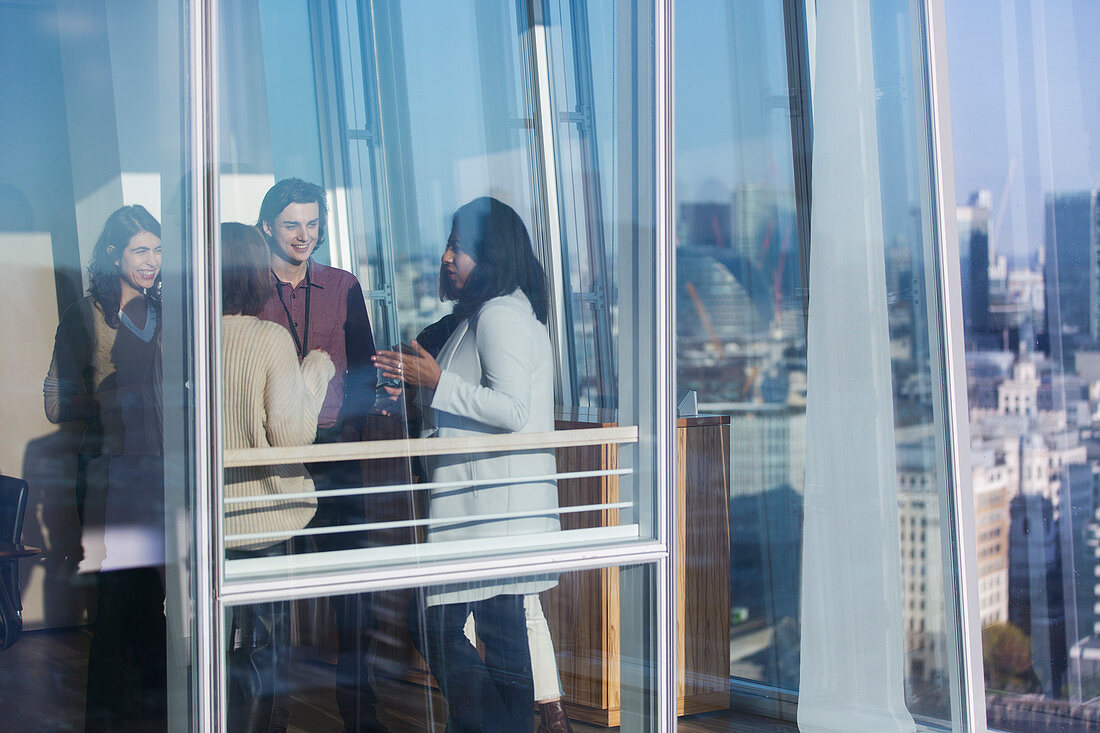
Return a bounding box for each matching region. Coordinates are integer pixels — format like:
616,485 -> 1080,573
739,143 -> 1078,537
0,474 -> 29,651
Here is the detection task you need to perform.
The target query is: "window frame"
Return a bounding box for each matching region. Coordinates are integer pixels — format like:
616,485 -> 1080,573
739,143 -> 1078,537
184,0 -> 986,731
190,0 -> 676,730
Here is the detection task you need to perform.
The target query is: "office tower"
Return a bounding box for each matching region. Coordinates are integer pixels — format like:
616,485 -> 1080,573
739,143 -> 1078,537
898,465 -> 947,687
971,439 -> 1012,627
1008,433 -> 1067,698
728,404 -> 806,691
1044,190 -> 1100,344
959,190 -> 994,334
680,202 -> 733,248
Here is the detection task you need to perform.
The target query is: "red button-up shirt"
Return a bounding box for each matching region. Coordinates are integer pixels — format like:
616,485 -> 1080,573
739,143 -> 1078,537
257,260 -> 376,431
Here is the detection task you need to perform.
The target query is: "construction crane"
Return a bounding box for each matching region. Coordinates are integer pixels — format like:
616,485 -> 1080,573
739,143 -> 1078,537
685,281 -> 724,356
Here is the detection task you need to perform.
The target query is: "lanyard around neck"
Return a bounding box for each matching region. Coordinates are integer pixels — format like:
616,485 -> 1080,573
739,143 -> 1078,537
273,264 -> 311,358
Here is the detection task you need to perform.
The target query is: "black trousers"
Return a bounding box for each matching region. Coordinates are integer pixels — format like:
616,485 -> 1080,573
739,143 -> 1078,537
227,600 -> 291,733
85,567 -> 167,733
307,427 -> 390,733
408,593 -> 534,733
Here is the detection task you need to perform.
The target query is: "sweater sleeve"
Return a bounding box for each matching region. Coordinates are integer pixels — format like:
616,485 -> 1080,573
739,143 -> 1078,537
44,302 -> 96,424
430,303 -> 535,432
264,327 -> 336,447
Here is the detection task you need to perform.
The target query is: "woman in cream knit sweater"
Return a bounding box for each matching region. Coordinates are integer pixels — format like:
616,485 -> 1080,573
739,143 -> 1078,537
220,222 -> 333,733
221,222 -> 334,551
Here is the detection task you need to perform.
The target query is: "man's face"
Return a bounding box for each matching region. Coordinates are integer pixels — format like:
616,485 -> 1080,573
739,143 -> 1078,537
264,201 -> 320,267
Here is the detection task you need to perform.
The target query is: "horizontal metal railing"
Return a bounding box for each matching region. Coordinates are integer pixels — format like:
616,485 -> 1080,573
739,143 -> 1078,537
225,467 -> 633,504
225,500 -> 634,543
222,425 -> 639,468
222,424 -> 638,545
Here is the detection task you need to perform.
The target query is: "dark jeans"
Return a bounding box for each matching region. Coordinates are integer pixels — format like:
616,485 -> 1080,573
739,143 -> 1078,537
227,600 -> 291,733
226,542 -> 292,733
307,426 -> 390,733
85,567 -> 167,733
408,593 -> 534,733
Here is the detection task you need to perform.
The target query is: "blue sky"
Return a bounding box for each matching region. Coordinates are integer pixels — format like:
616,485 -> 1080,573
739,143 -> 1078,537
674,0 -> 1100,264
946,0 -> 1100,261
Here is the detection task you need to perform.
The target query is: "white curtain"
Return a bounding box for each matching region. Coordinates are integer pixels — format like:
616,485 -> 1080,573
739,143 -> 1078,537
797,2 -> 916,731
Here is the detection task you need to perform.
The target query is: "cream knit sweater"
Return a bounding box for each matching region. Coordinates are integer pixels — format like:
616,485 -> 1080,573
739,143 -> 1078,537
221,315 -> 335,550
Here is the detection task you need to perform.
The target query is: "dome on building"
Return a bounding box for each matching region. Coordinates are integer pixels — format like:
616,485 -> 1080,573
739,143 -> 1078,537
677,247 -> 767,345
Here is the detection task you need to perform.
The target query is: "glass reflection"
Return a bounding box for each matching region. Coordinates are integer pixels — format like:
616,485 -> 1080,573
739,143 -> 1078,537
677,0 -> 962,727
948,0 -> 1100,728
0,0 -> 192,728
676,0 -> 806,698
223,564 -> 656,732
217,0 -> 655,590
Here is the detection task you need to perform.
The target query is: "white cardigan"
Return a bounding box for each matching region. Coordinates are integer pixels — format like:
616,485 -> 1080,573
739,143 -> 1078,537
422,290 -> 560,605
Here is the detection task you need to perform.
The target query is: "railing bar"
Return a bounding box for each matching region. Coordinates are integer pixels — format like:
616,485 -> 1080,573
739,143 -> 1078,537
224,426 -> 639,468
224,467 -> 634,504
226,501 -> 633,542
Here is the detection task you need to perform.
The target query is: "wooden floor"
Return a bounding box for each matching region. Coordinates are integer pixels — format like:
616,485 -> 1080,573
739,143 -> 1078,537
1,627 -> 91,733
0,628 -> 798,733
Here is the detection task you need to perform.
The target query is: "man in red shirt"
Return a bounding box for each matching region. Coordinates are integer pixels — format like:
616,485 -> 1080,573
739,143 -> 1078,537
256,178 -> 390,732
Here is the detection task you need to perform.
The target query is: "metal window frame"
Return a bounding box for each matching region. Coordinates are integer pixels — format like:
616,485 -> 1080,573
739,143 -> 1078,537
523,0 -> 575,406
187,0 -> 677,730
920,1 -> 988,731
189,0 -> 223,729
654,0 -> 676,727
184,0 -> 992,731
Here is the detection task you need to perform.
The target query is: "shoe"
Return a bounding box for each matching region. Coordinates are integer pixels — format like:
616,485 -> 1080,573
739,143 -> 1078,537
537,699 -> 574,733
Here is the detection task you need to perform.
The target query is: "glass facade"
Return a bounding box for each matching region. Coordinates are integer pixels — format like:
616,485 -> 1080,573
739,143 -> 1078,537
0,0 -> 1043,732
946,0 -> 1100,730
215,0 -> 661,592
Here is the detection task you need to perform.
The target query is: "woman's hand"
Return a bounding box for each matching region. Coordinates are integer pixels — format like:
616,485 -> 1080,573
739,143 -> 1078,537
372,341 -> 442,390
369,384 -> 411,418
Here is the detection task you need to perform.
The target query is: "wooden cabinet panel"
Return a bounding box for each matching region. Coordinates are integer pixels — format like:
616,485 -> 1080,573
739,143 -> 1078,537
545,414 -> 731,726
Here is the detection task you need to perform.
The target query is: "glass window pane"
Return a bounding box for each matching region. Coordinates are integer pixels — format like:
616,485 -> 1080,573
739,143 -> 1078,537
947,1 -> 1100,728
214,1 -> 661,587
221,562 -> 657,730
0,0 -> 195,729
676,0 -> 969,729
675,0 -> 805,708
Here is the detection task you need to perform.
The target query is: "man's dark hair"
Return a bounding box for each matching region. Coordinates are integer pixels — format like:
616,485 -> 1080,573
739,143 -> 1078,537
221,222 -> 271,316
442,197 -> 549,324
88,204 -> 162,328
256,177 -> 328,251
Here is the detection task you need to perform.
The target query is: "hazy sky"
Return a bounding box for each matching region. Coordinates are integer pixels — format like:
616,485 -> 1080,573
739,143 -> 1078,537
674,0 -> 1100,263
946,0 -> 1100,261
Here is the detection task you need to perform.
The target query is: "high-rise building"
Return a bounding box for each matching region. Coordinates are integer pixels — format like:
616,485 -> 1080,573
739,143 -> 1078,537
1044,190 -> 1100,345
726,404 -> 806,690
898,467 -> 947,688
959,190 -> 994,334
971,439 -> 1012,627
679,201 -> 733,248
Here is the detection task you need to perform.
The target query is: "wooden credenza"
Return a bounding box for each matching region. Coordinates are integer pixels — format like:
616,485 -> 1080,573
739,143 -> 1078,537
543,411 -> 731,726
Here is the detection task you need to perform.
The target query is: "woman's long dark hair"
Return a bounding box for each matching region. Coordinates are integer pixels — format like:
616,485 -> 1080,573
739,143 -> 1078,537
441,197 -> 549,324
87,205 -> 162,328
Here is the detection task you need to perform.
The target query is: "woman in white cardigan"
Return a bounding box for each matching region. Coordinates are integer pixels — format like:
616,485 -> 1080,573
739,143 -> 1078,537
220,222 -> 334,733
374,197 -> 559,733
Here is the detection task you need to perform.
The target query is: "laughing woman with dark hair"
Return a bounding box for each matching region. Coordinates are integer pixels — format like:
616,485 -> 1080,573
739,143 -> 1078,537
45,204 -> 166,731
